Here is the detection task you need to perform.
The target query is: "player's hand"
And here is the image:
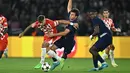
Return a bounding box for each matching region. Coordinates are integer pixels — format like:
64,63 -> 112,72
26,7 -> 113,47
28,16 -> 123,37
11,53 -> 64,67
19,32 -> 24,38
73,23 -> 79,29
116,28 -> 121,32
89,35 -> 95,40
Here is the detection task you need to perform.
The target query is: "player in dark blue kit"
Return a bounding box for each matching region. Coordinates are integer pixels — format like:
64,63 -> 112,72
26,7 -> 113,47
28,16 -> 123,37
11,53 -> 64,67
88,9 -> 112,71
47,0 -> 79,70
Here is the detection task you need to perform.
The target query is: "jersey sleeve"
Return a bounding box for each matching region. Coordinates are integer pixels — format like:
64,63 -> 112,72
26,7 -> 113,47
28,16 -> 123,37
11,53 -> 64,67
31,21 -> 39,28
92,17 -> 100,26
46,19 -> 59,28
110,19 -> 115,28
66,25 -> 75,32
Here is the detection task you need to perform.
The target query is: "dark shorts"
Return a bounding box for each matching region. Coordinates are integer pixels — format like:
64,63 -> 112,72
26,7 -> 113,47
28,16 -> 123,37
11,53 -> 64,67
54,38 -> 75,54
93,35 -> 112,51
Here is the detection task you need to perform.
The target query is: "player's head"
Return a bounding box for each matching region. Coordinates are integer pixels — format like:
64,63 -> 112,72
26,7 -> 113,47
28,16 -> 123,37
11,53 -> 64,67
101,8 -> 109,18
88,9 -> 97,19
69,8 -> 80,21
37,15 -> 45,25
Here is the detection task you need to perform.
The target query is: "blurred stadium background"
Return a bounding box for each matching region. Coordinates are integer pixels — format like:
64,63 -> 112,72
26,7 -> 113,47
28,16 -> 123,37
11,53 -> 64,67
0,0 -> 130,36
0,0 -> 130,73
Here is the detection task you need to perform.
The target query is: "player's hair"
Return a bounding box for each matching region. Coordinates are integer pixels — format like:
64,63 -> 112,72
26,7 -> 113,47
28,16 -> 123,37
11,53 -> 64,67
37,15 -> 45,23
70,8 -> 80,16
101,8 -> 109,14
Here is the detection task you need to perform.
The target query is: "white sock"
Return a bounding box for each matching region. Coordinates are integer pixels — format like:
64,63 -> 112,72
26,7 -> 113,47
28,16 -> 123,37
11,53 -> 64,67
109,50 -> 115,63
40,48 -> 46,64
102,62 -> 107,64
101,52 -> 108,60
4,48 -> 8,54
94,68 -> 99,70
47,50 -> 61,61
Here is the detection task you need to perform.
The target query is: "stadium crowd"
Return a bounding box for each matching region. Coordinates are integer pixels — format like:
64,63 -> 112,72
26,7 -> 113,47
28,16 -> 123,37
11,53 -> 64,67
0,0 -> 130,36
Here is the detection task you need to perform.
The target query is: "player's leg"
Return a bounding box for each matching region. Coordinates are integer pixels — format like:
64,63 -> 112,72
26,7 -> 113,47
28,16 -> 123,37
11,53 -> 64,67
98,35 -> 113,70
89,46 -> 107,71
102,46 -> 110,60
62,41 -> 75,60
34,42 -> 49,69
89,36 -> 111,71
47,45 -> 62,62
3,48 -> 8,58
49,39 -> 65,70
52,50 -> 58,62
109,44 -> 118,67
0,40 -> 7,59
49,45 -> 60,71
0,51 -> 4,59
98,46 -> 110,66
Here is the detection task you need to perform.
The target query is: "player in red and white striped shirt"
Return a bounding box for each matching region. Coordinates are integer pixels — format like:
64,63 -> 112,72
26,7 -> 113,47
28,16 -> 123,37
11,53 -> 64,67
100,8 -> 121,67
19,15 -> 74,69
0,15 -> 8,59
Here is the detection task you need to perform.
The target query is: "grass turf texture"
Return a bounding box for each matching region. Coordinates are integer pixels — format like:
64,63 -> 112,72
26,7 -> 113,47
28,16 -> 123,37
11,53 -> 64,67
0,58 -> 130,73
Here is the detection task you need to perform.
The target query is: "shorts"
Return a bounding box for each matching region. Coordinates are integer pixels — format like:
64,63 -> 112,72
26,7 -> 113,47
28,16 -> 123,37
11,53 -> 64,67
0,34 -> 8,51
54,38 -> 75,54
44,35 -> 60,47
93,34 -> 112,51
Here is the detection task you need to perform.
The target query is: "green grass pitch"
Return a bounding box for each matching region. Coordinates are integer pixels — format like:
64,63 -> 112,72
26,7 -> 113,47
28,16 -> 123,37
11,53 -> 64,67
0,58 -> 130,73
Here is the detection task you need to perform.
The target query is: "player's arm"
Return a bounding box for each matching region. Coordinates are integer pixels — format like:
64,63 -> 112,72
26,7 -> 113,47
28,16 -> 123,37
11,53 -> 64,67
90,25 -> 99,40
67,0 -> 72,13
48,29 -> 70,37
57,20 -> 79,29
19,22 -> 35,38
57,20 -> 70,24
92,25 -> 99,36
111,21 -> 121,32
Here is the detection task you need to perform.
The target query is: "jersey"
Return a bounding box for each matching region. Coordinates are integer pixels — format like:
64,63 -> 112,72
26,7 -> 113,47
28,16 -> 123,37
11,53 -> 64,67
0,15 -> 8,51
54,19 -> 78,55
0,15 -> 8,41
102,18 -> 115,30
61,19 -> 77,41
31,18 -> 59,43
92,16 -> 112,50
92,16 -> 112,38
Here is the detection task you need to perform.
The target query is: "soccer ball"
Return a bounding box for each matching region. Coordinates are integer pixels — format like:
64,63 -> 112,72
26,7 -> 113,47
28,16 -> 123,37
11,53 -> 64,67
41,62 -> 51,72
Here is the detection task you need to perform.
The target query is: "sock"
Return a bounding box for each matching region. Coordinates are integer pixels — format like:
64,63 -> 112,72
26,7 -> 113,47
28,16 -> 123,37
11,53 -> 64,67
0,51 -> 4,59
109,50 -> 115,63
47,50 -> 61,61
62,52 -> 68,59
40,48 -> 46,64
93,56 -> 98,68
101,52 -> 108,60
97,54 -> 105,63
4,48 -> 8,54
52,51 -> 58,62
52,57 -> 58,62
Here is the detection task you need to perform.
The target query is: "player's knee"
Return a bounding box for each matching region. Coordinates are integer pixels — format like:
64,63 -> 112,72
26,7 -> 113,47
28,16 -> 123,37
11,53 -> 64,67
105,48 -> 110,55
89,46 -> 97,54
110,44 -> 115,50
50,45 -> 57,51
42,42 -> 49,48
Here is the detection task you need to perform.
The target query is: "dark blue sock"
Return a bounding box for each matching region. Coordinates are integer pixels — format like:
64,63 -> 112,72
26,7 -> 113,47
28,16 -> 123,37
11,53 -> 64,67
93,56 -> 98,68
62,52 -> 68,59
97,54 -> 105,63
